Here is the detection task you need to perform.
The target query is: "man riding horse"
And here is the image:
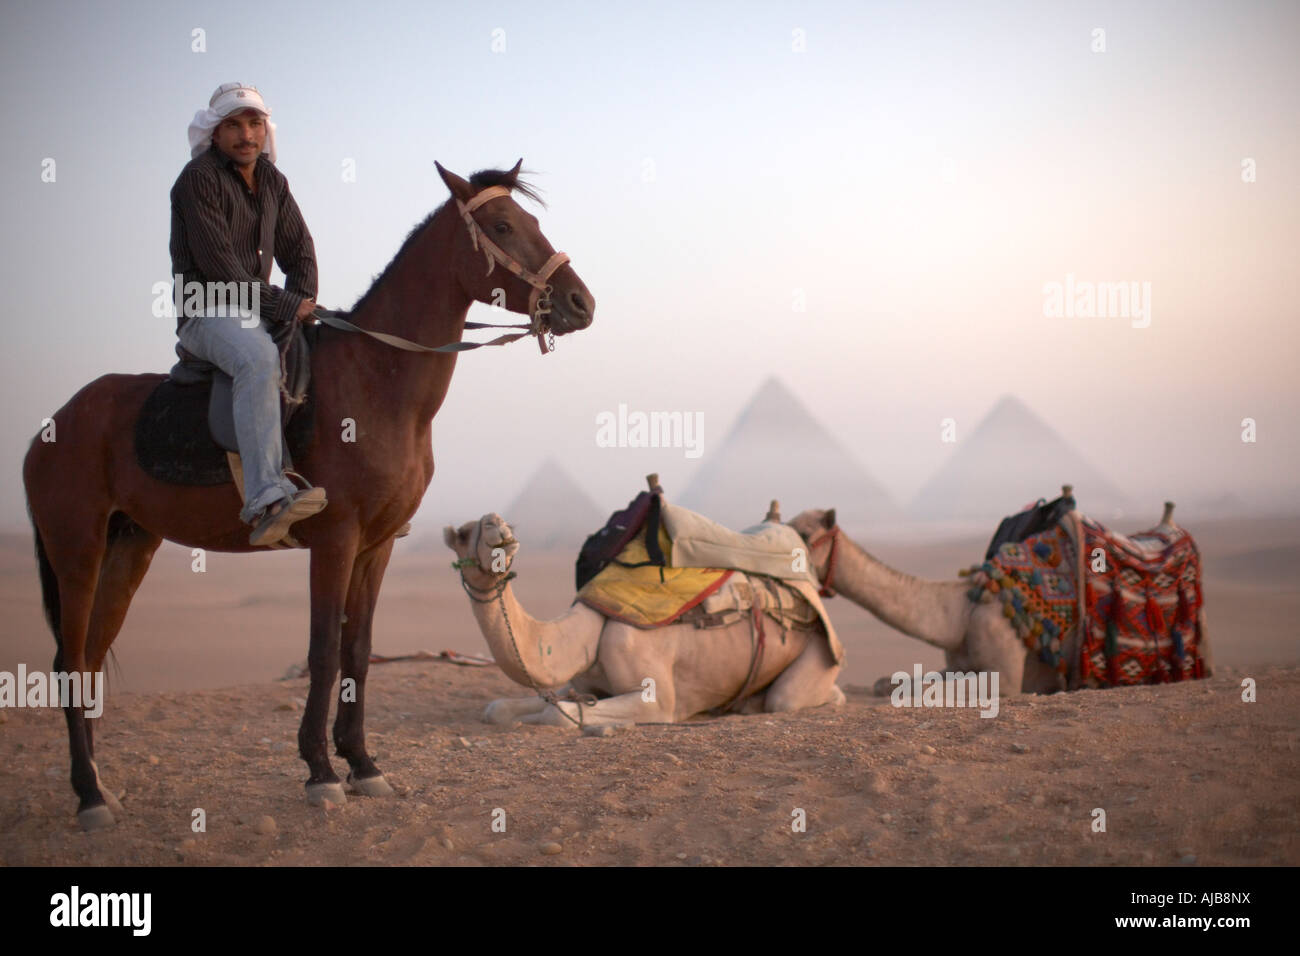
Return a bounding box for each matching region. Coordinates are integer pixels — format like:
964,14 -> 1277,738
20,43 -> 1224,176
171,82 -> 325,547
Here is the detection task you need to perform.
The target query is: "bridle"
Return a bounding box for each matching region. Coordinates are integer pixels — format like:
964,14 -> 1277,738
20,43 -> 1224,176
314,185 -> 572,356
456,185 -> 570,354
806,525 -> 841,598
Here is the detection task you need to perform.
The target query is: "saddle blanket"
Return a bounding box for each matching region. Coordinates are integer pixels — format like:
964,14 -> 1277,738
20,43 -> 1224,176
1077,516 -> 1206,686
576,522 -> 732,627
963,522 -> 1080,677
962,513 -> 1206,687
577,519 -> 843,662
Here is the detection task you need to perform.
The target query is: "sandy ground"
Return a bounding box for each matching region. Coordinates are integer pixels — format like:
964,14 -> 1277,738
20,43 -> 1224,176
0,663 -> 1296,866
0,515 -> 1297,865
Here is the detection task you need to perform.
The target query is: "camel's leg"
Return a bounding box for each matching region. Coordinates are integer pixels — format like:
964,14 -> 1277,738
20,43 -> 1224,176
333,537 -> 395,796
763,632 -> 844,713
966,605 -> 1025,695
82,515 -> 163,817
522,625 -> 678,727
300,536 -> 358,806
521,689 -> 674,728
483,696 -> 552,725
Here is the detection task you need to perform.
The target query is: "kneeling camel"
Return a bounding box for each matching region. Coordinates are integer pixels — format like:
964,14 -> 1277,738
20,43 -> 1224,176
788,505 -> 1212,695
445,513 -> 845,728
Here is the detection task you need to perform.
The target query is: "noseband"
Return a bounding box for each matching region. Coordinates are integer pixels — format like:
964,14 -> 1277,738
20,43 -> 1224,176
457,186 -> 571,354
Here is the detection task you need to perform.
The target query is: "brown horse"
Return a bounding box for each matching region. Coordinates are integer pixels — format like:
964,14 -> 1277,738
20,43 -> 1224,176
23,161 -> 595,829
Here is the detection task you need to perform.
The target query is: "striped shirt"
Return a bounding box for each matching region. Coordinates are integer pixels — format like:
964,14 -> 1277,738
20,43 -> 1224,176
169,145 -> 317,332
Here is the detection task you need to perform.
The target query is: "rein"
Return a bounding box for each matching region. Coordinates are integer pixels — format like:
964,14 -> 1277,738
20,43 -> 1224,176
314,184 -> 571,356
807,526 -> 841,598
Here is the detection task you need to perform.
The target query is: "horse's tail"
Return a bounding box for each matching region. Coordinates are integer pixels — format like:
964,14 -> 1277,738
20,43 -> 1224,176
29,505 -> 63,655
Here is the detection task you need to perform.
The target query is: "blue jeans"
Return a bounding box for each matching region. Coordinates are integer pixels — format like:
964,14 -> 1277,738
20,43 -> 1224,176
177,312 -> 300,525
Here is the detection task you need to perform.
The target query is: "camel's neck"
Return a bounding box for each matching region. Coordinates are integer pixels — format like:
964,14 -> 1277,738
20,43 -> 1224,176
827,533 -> 970,651
321,207 -> 471,428
462,572 -> 600,689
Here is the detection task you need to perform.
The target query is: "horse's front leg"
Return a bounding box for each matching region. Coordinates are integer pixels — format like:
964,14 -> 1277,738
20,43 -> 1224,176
300,538 -> 358,806
334,537 -> 396,796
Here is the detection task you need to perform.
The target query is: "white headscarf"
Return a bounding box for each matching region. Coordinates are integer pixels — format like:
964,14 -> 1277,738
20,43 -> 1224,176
187,82 -> 278,164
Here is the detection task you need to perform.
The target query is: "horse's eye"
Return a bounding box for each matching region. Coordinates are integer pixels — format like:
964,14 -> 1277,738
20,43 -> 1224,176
493,222 -> 510,235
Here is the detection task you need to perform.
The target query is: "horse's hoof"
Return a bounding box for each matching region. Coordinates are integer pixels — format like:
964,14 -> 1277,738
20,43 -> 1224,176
100,788 -> 125,817
78,804 -> 116,831
305,781 -> 347,807
347,773 -> 395,797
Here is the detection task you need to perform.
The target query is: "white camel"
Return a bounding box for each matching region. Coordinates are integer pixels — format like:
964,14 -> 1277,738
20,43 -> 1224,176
787,505 -> 1212,695
444,513 -> 845,728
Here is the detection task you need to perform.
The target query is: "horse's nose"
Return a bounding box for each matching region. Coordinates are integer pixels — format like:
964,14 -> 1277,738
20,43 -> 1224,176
567,289 -> 594,329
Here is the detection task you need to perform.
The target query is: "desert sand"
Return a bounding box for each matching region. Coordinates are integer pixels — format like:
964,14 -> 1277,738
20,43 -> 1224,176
0,515 -> 1297,866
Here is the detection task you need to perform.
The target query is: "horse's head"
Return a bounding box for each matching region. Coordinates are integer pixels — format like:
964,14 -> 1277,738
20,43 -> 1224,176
435,160 -> 595,337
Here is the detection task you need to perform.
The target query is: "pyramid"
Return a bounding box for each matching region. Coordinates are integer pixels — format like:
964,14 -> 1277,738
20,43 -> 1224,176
505,459 -> 606,552
909,395 -> 1129,521
680,377 -> 897,531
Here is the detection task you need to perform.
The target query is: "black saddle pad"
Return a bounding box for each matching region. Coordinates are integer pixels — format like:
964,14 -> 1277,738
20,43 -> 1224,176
984,492 -> 1076,560
575,490 -> 664,591
134,378 -> 316,487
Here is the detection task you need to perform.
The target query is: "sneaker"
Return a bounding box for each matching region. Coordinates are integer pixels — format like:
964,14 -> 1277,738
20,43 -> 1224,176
250,487 -> 328,547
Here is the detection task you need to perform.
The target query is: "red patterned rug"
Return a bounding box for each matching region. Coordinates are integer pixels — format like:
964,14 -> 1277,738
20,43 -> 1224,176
962,513 -> 1207,687
1078,516 -> 1207,686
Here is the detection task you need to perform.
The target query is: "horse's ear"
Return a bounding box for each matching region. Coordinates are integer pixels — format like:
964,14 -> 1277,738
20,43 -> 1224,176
434,161 -> 474,203
823,508 -> 837,529
507,157 -> 523,181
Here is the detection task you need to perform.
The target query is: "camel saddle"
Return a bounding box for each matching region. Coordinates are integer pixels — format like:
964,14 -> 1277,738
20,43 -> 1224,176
134,320 -> 314,487
659,501 -> 819,584
963,506 -> 1206,688
575,494 -> 843,663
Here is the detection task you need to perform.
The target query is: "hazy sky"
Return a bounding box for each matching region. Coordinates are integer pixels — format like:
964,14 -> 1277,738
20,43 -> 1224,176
2,0 -> 1296,532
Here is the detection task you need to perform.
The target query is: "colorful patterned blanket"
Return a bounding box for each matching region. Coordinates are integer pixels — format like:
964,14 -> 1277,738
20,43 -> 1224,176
1077,516 -> 1206,686
961,514 -> 1206,687
962,522 -> 1079,677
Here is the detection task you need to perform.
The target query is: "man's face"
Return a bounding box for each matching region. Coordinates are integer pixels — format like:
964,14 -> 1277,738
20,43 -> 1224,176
212,108 -> 266,166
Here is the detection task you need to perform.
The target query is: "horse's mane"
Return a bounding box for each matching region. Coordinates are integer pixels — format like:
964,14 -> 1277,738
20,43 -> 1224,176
349,167 -> 543,313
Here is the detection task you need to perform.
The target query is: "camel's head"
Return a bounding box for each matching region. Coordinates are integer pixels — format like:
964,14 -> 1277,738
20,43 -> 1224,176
443,513 -> 520,584
788,508 -> 838,582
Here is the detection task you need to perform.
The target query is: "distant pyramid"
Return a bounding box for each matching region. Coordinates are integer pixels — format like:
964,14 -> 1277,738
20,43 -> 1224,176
910,395 -> 1128,521
505,459 -> 606,552
680,377 -> 896,530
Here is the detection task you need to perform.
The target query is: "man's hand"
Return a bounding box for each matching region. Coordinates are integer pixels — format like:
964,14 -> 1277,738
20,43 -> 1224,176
295,297 -> 316,322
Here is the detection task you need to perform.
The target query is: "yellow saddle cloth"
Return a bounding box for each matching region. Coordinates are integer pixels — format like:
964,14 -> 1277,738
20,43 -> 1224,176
576,524 -> 732,628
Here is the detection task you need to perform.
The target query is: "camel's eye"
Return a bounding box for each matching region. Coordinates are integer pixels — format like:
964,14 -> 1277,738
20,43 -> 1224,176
493,221 -> 511,235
